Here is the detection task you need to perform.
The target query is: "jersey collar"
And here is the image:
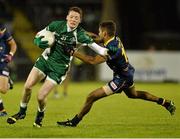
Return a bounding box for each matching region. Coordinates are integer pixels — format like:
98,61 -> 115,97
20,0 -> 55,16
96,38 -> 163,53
0,28 -> 6,34
67,23 -> 77,32
104,36 -> 115,46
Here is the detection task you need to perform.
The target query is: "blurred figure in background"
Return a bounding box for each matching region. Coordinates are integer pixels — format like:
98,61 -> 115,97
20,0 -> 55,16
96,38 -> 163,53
0,23 -> 17,116
147,44 -> 156,52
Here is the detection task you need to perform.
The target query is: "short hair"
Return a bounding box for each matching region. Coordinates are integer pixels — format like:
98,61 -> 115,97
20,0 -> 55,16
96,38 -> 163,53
99,20 -> 116,37
68,6 -> 83,19
0,23 -> 5,31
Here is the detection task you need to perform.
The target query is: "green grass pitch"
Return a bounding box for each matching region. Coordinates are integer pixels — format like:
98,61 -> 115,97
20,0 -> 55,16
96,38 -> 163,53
0,82 -> 180,138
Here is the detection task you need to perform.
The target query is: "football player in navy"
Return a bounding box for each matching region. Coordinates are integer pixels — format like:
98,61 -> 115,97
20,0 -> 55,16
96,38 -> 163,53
0,23 -> 17,116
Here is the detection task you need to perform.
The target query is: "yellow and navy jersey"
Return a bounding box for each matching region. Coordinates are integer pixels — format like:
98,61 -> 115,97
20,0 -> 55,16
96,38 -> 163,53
0,27 -> 12,68
105,36 -> 134,77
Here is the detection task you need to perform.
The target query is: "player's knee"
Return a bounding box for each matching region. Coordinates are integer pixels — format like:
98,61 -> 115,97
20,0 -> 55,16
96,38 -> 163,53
126,92 -> 138,98
24,83 -> 32,92
0,85 -> 9,94
0,88 -> 8,94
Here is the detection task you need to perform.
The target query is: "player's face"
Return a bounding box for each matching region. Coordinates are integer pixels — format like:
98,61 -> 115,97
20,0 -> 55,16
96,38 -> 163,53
0,28 -> 6,38
66,11 -> 81,30
98,27 -> 106,43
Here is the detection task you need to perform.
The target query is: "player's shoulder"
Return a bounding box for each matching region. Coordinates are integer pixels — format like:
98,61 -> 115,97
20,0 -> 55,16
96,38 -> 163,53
107,37 -> 119,47
47,20 -> 66,32
76,25 -> 86,33
76,26 -> 90,38
49,20 -> 66,27
0,28 -> 12,41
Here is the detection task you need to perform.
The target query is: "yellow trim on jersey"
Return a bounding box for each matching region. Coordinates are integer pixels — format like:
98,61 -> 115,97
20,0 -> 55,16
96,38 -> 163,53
104,36 -> 115,46
129,83 -> 135,89
0,28 -> 6,34
6,36 -> 13,42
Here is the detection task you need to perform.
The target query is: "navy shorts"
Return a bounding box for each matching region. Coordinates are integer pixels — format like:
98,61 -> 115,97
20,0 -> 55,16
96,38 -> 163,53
0,66 -> 10,77
108,67 -> 135,93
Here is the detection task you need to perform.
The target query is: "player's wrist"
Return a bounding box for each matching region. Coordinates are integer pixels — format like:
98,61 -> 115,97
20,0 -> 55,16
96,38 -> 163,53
9,52 -> 14,56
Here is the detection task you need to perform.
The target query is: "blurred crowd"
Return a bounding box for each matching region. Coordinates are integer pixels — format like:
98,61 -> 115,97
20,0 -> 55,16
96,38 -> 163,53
1,0 -> 180,81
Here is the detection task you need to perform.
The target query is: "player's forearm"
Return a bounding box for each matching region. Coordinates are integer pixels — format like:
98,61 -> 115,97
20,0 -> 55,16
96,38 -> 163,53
8,38 -> 17,56
88,42 -> 108,56
74,52 -> 96,65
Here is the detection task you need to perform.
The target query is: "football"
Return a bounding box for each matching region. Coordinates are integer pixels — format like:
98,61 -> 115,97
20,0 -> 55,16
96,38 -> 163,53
36,29 -> 55,47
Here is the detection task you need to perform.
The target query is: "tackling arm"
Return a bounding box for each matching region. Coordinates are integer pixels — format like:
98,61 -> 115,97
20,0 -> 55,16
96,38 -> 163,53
3,38 -> 17,63
73,51 -> 106,65
88,42 -> 108,56
7,38 -> 17,56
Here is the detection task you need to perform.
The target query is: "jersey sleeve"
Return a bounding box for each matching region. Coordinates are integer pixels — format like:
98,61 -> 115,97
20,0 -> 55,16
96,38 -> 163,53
77,28 -> 94,44
107,41 -> 122,59
3,28 -> 13,41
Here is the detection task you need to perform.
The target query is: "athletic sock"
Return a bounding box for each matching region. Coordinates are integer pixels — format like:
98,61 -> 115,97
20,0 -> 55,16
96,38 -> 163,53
0,100 -> 5,111
19,102 -> 28,114
71,115 -> 82,125
35,110 -> 44,125
38,106 -> 46,112
157,98 -> 165,105
37,111 -> 44,117
19,106 -> 27,114
36,107 -> 45,120
157,98 -> 171,108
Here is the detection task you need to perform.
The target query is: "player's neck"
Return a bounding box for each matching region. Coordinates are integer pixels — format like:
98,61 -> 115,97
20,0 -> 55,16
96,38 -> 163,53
104,36 -> 115,46
67,23 -> 77,32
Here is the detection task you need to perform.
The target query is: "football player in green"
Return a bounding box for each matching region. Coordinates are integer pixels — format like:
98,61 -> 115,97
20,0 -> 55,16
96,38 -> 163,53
57,20 -> 176,127
7,6 -> 108,127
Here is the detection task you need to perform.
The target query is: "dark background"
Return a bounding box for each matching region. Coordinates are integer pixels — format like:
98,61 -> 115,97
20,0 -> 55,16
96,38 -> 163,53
1,0 -> 180,80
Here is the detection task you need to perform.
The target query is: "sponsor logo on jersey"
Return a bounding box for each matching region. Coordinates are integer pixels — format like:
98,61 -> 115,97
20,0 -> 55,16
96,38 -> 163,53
110,81 -> 117,90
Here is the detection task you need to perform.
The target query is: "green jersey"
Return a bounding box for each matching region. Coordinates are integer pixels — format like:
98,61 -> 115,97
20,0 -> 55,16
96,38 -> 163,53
44,20 -> 93,64
34,20 -> 94,84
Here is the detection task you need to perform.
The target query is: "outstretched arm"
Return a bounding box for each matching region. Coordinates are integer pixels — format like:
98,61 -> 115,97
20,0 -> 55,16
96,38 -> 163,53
7,38 -> 17,56
73,51 -> 107,65
88,42 -> 108,56
4,38 -> 17,63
